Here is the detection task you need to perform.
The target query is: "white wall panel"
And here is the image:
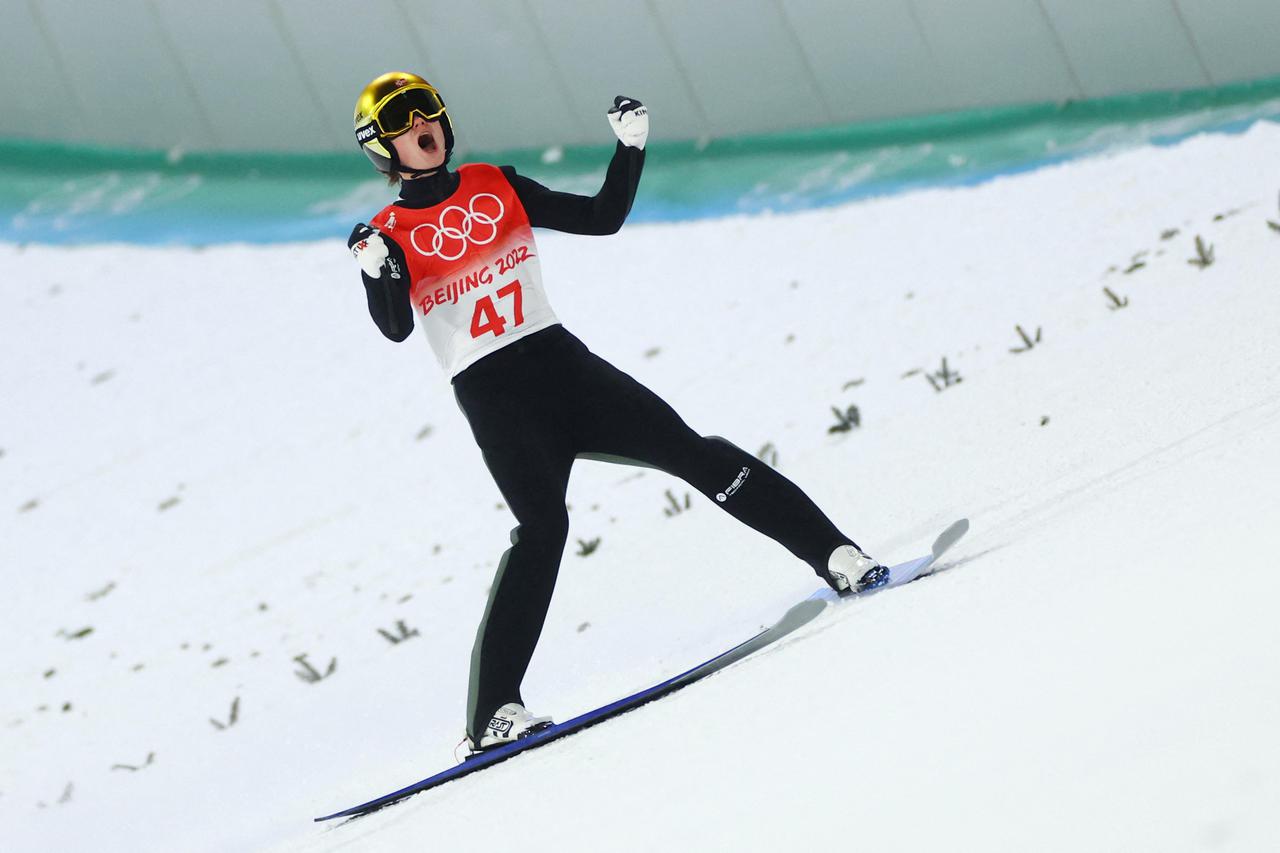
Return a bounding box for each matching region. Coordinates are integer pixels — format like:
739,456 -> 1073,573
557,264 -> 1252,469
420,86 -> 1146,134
148,0 -> 332,152
392,0 -> 586,151
778,0 -> 951,122
524,1 -> 710,143
908,0 -> 1081,107
1040,0 -> 1208,97
1175,0 -> 1280,85
649,0 -> 830,136
33,0 -> 215,149
0,1 -> 88,142
2,0 -> 1278,153
272,0 -> 432,152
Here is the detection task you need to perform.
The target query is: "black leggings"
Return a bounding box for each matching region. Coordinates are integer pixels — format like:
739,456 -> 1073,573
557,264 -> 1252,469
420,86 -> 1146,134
452,325 -> 856,740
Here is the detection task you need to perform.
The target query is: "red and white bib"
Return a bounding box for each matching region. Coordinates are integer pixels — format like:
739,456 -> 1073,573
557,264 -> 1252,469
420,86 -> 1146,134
370,164 -> 559,376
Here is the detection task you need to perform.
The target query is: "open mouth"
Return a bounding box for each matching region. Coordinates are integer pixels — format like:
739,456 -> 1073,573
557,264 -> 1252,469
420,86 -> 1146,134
418,133 -> 436,151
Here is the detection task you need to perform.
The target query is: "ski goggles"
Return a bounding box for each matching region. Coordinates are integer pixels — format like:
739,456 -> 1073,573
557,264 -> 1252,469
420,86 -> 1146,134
363,85 -> 447,140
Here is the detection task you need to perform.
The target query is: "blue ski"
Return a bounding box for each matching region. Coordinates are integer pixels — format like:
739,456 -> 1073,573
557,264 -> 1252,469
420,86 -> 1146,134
315,518 -> 968,822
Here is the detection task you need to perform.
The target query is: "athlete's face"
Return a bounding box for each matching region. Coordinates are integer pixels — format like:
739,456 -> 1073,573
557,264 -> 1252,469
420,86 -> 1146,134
390,115 -> 447,175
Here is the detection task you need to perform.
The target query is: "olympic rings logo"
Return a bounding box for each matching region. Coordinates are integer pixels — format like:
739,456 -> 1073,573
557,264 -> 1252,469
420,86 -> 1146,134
410,193 -> 505,261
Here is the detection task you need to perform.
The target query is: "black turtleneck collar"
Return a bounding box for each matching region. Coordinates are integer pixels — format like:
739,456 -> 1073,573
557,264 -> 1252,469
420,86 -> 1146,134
396,168 -> 461,209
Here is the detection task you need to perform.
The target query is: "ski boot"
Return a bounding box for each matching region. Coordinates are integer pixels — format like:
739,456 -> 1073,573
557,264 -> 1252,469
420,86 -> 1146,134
826,544 -> 890,596
458,703 -> 554,761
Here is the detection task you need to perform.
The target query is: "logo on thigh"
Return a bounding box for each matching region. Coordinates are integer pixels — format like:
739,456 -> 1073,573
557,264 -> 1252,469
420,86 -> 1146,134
716,466 -> 751,502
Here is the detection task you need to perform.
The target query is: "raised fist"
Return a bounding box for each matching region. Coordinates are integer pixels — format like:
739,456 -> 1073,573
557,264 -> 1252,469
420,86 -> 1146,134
607,96 -> 648,150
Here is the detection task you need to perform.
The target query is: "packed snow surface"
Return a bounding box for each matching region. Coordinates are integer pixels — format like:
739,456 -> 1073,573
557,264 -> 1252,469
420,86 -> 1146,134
3,120 -> 1279,852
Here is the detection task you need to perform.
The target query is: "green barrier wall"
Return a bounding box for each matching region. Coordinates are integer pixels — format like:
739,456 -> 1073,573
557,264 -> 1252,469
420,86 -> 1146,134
3,75 -> 1279,246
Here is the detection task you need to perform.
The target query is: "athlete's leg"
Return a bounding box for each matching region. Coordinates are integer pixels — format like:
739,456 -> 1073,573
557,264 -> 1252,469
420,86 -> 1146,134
566,342 -> 858,582
454,374 -> 575,744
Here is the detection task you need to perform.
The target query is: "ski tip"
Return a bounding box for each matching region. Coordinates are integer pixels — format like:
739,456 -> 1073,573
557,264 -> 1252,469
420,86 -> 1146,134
931,518 -> 970,558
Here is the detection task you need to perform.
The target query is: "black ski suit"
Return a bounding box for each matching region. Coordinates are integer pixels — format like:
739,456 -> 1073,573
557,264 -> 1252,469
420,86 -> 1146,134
353,144 -> 861,743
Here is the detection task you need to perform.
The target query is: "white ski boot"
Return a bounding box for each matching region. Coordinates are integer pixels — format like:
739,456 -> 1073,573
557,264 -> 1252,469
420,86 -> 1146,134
459,703 -> 554,760
826,544 -> 890,595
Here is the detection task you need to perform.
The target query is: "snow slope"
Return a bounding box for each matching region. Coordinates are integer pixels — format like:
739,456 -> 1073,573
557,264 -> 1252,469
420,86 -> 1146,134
3,120 -> 1279,852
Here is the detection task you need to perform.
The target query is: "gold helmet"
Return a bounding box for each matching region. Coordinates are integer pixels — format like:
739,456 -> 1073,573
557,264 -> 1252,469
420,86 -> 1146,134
353,71 -> 455,175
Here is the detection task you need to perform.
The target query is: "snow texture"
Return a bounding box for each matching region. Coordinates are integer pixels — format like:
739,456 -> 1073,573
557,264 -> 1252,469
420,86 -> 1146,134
2,120 -> 1279,852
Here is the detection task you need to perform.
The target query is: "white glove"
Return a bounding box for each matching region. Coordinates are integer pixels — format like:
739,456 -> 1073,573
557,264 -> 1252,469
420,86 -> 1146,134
351,227 -> 390,278
607,96 -> 648,150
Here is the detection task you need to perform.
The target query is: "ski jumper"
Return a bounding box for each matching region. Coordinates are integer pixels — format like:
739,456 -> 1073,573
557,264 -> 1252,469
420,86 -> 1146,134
356,143 -> 863,743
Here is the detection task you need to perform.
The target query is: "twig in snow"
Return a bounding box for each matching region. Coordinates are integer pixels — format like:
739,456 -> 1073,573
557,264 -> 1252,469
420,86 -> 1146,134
37,782 -> 75,808
828,405 -> 861,433
293,653 -> 337,683
1104,287 -> 1130,310
1187,235 -> 1215,269
209,698 -> 240,730
662,489 -> 692,517
377,621 -> 421,644
85,581 -> 116,602
110,753 -> 156,772
925,357 -> 962,392
575,537 -> 601,557
757,442 -> 779,466
1009,324 -> 1042,354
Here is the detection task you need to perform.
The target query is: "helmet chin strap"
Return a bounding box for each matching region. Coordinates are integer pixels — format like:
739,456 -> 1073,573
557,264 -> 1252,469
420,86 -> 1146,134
402,166 -> 444,179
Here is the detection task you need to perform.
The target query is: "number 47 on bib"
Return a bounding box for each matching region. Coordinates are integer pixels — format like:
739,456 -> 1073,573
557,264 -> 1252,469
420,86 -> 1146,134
471,279 -> 524,338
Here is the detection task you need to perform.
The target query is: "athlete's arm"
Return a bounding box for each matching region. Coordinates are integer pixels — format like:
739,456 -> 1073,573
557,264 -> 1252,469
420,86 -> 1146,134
500,141 -> 643,236
498,95 -> 647,236
348,223 -> 414,342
